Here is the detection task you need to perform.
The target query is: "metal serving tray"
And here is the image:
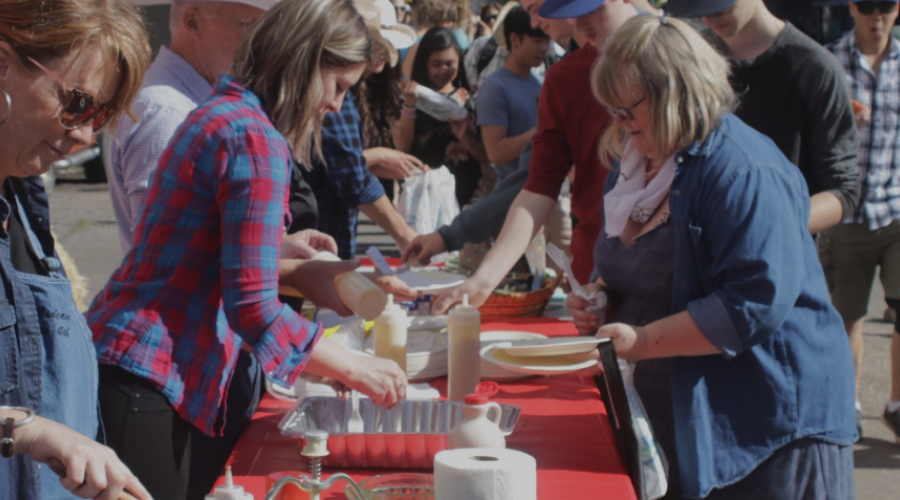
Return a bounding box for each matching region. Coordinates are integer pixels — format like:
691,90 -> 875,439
279,397 -> 521,469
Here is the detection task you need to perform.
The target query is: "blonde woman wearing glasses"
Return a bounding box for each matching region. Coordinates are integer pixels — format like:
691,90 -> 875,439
568,15 -> 857,499
0,0 -> 153,498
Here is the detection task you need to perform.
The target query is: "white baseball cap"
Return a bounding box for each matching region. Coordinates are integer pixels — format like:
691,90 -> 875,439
354,0 -> 417,66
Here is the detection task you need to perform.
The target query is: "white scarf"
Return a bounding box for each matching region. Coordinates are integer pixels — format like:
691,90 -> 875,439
604,143 -> 676,238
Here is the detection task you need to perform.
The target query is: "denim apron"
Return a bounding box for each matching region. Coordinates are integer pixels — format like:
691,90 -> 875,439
13,196 -> 98,499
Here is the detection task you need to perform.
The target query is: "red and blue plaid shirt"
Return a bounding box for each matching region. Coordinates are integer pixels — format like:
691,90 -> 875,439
88,75 -> 322,436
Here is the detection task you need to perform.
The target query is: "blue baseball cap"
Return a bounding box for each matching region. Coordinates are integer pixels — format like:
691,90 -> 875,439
538,0 -> 607,19
666,0 -> 738,18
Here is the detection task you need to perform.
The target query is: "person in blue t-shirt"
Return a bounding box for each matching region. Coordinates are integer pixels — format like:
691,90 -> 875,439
476,6 -> 548,180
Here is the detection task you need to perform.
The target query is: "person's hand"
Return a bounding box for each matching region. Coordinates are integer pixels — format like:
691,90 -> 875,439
401,232 -> 447,266
366,273 -> 419,302
451,87 -> 469,107
14,416 -> 153,500
395,226 -> 419,252
566,283 -> 606,336
343,354 -> 408,407
399,79 -> 418,107
852,100 -> 871,128
281,229 -> 338,259
567,323 -> 646,377
596,323 -> 647,363
432,275 -> 494,315
367,147 -> 426,179
281,259 -> 362,316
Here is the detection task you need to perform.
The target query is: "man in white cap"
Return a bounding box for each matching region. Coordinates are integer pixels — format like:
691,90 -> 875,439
108,0 -> 276,255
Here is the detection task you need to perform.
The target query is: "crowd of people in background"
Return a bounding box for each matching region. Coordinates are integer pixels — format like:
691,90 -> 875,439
0,0 -> 899,499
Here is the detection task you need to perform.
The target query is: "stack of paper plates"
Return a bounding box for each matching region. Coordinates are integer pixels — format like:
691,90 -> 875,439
479,331 -> 548,381
480,337 -> 607,376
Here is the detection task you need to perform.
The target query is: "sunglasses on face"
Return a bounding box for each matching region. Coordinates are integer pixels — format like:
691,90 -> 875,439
855,1 -> 898,15
606,96 -> 646,122
28,57 -> 114,131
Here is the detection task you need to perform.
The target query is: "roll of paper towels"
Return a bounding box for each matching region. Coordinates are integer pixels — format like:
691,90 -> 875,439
434,448 -> 536,500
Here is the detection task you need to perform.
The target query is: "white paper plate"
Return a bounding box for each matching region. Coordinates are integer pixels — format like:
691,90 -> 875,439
415,85 -> 468,122
408,315 -> 448,331
479,330 -> 547,381
364,329 -> 449,381
480,343 -> 598,376
364,329 -> 448,356
496,337 -> 606,358
396,270 -> 466,292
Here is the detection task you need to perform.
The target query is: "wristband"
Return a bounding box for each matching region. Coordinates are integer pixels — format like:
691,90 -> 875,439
400,108 -> 417,119
402,103 -> 417,110
0,406 -> 35,458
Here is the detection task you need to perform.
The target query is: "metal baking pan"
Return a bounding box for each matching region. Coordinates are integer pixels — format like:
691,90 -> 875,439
279,397 -> 521,469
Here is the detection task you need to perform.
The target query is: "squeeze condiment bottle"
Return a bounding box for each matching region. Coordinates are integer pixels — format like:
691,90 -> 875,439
312,251 -> 386,321
447,294 -> 481,401
447,393 -> 506,449
205,466 -> 254,500
373,294 -> 408,372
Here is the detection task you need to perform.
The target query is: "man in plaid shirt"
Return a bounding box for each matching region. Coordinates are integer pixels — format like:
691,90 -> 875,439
826,0 -> 900,444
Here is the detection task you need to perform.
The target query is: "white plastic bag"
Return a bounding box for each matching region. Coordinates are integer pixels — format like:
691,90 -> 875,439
398,166 -> 460,234
620,360 -> 669,500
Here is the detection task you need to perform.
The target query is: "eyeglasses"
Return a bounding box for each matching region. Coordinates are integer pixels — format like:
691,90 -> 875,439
606,96 -> 646,122
28,57 -> 114,131
855,1 -> 898,14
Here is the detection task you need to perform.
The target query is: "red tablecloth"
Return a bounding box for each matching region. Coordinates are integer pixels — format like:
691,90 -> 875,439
214,318 -> 637,500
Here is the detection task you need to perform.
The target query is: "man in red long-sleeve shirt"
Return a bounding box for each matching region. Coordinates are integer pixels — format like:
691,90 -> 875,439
433,0 -> 639,314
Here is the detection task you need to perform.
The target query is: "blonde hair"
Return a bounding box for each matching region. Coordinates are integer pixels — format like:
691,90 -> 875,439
592,15 -> 736,171
0,0 -> 151,127
234,0 -> 371,167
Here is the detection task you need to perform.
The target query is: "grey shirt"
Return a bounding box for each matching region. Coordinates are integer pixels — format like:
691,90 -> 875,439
707,23 -> 861,217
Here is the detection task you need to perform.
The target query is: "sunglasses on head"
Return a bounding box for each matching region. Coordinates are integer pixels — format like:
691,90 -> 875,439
855,1 -> 898,15
28,57 -> 114,131
606,96 -> 646,122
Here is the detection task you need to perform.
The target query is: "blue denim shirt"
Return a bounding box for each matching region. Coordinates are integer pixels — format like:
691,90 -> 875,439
601,114 -> 857,498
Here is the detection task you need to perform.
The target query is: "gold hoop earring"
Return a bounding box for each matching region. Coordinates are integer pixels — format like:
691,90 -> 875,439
0,86 -> 10,127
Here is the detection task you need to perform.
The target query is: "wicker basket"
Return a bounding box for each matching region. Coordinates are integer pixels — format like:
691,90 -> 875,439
478,275 -> 561,319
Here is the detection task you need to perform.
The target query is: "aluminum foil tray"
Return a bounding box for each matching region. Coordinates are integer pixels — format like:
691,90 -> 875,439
279,397 -> 521,469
